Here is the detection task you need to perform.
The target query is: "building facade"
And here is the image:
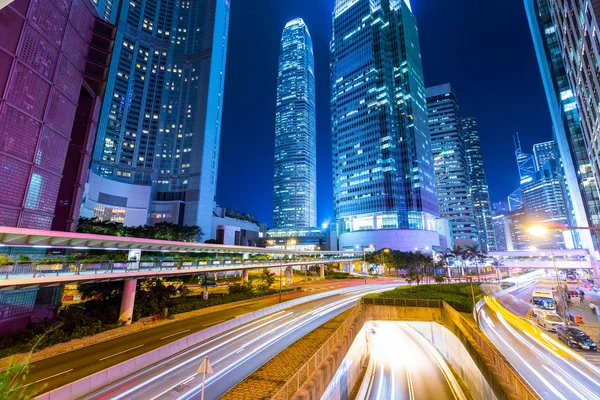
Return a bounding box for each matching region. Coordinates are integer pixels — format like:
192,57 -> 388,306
330,0 -> 440,251
426,84 -> 477,247
525,0 -> 600,253
81,0 -> 230,239
272,18 -> 317,229
463,117 -> 496,250
0,0 -> 114,232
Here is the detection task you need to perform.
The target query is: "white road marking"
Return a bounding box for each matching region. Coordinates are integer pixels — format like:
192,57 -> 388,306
99,344 -> 144,361
30,369 -> 74,384
160,329 -> 190,340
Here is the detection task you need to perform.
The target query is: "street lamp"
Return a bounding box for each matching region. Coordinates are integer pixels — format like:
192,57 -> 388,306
383,248 -> 390,276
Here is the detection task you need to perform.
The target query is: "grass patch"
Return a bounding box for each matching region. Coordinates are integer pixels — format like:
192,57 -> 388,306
364,283 -> 483,313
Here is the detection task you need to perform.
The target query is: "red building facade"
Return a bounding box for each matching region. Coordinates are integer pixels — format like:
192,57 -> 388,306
0,0 -> 113,231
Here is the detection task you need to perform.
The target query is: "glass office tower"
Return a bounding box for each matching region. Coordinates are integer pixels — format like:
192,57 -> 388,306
273,18 -> 317,229
426,84 -> 477,247
463,117 -> 496,250
331,0 -> 440,251
525,0 -> 599,253
81,0 -> 230,238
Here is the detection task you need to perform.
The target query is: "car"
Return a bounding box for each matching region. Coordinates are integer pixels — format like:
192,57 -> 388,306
556,325 -> 598,351
533,311 -> 563,332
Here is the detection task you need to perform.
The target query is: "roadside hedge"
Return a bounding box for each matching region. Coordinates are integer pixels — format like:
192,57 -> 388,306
365,283 -> 483,313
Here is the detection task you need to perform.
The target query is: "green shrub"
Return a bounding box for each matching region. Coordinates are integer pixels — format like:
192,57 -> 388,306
0,255 -> 13,266
34,258 -> 64,266
366,283 -> 483,313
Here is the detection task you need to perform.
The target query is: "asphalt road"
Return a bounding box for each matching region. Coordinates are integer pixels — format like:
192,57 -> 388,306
480,274 -> 600,400
27,279 -> 383,394
362,321 -> 467,400
82,284 -> 397,400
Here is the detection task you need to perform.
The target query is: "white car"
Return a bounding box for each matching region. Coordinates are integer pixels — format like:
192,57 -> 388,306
534,311 -> 563,331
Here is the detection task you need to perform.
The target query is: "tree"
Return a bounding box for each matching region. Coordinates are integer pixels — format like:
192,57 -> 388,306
260,269 -> 276,288
0,358 -> 38,400
434,274 -> 446,284
78,281 -> 124,301
465,244 -> 487,282
451,245 -> 466,276
77,218 -> 203,242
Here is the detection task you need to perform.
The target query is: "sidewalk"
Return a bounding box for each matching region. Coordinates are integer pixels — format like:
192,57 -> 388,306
565,287 -> 600,367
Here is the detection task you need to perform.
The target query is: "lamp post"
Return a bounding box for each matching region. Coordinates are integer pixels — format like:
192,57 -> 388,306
383,248 -> 390,276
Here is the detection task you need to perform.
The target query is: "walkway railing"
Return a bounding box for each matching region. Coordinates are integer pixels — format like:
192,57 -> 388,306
361,297 -> 443,308
271,303 -> 362,400
0,258 -> 359,281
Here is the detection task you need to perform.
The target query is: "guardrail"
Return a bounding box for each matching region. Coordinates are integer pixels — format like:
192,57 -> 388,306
271,302 -> 363,400
361,298 -> 443,308
0,258 -> 359,281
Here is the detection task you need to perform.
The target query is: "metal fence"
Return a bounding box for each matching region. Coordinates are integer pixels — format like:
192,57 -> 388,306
270,303 -> 362,400
361,297 -> 443,308
0,258 -> 359,280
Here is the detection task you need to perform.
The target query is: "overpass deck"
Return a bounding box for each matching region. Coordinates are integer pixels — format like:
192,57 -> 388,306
0,258 -> 360,289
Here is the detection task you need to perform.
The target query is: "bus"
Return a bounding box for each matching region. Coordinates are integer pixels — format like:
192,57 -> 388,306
530,288 -> 556,310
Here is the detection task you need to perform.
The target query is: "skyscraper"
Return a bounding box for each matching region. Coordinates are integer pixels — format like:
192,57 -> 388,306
331,0 -> 439,251
525,0 -> 600,254
81,0 -> 230,238
463,118 -> 496,250
426,84 -> 477,247
0,0 -> 114,232
522,143 -> 570,249
272,18 -> 317,229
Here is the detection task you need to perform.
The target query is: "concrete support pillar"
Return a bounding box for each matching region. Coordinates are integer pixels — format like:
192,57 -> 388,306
320,264 -> 325,279
447,266 -> 452,280
128,249 -> 141,270
242,269 -> 249,283
506,267 -> 511,277
119,279 -> 137,325
287,266 -> 293,283
496,267 -> 502,281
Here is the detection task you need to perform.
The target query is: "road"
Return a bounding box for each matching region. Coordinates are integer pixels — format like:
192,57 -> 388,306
360,321 -> 467,400
479,273 -> 600,400
27,279 -> 392,394
77,284 -> 397,400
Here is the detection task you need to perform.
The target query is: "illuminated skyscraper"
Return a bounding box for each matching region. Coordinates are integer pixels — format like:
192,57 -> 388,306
525,0 -> 600,254
331,0 -> 440,251
426,84 -> 477,247
272,18 -> 317,229
463,118 -> 496,250
81,0 -> 230,238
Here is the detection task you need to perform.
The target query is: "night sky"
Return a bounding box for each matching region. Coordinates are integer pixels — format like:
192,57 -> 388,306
216,0 -> 553,227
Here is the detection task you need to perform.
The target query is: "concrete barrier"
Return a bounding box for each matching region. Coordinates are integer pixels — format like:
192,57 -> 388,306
36,285 -> 382,400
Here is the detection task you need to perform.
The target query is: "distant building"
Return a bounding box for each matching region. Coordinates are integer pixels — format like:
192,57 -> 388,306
463,117 -> 496,250
525,0 -> 600,254
0,0 -> 114,232
265,226 -> 337,251
426,84 -> 477,247
330,0 -> 440,252
211,206 -> 263,246
505,208 -> 531,251
436,219 -> 454,250
272,18 -> 317,229
492,214 -> 509,251
492,201 -> 510,216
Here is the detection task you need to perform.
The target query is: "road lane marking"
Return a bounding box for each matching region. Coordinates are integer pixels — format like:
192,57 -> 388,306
99,345 -> 144,361
201,319 -> 227,327
160,329 -> 190,340
30,368 -> 73,384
